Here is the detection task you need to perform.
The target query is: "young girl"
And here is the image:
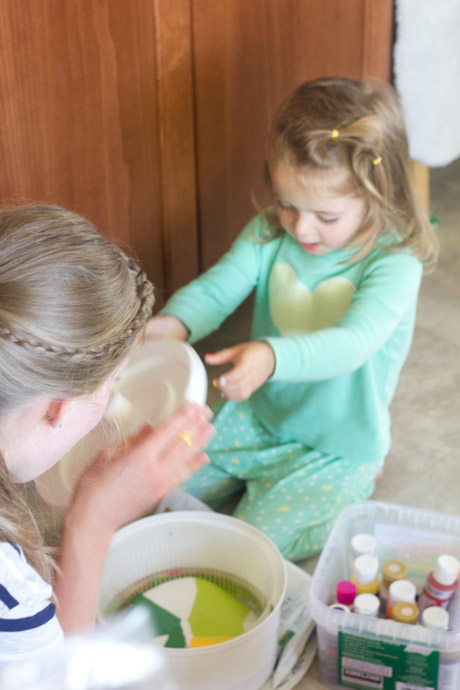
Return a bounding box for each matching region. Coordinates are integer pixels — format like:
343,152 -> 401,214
0,204 -> 214,661
146,77 -> 437,562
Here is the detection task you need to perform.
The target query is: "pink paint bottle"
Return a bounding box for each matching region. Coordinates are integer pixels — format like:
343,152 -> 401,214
418,554 -> 460,616
336,580 -> 357,609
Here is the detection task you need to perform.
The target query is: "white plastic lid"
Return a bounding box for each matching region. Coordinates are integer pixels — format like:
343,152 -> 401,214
352,555 -> 379,584
433,555 -> 460,586
351,534 -> 376,559
35,339 -> 208,514
354,593 -> 380,616
422,606 -> 449,630
329,603 -> 350,613
388,579 -> 416,604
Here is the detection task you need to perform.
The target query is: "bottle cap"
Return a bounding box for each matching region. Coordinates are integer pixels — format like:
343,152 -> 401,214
351,534 -> 376,559
329,603 -> 350,613
354,593 -> 380,616
388,579 -> 416,604
382,560 -> 407,586
433,555 -> 460,586
337,580 -> 357,606
352,555 -> 379,584
422,606 -> 449,630
392,601 -> 418,625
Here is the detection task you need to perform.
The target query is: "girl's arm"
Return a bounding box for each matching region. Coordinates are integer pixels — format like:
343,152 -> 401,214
152,217 -> 274,344
143,314 -> 189,340
207,251 -> 422,399
54,402 -> 214,633
266,252 -> 423,382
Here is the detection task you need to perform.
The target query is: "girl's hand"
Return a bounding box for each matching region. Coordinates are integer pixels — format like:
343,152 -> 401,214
71,402 -> 214,533
56,402 -> 214,633
143,314 -> 189,341
205,342 -> 275,401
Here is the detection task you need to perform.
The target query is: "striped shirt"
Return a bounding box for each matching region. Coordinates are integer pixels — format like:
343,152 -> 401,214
0,542 -> 63,663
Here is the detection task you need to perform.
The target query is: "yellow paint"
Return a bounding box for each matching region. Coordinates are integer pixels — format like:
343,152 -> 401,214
190,635 -> 234,648
277,505 -> 290,512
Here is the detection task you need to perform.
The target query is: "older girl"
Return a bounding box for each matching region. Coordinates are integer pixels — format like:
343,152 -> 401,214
0,204 -> 213,661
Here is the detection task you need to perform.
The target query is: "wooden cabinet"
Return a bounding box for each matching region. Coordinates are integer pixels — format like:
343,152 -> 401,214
0,0 -> 393,303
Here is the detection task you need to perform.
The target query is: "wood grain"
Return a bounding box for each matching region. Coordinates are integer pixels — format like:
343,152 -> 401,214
153,0 -> 199,295
0,0 -> 164,286
192,0 -> 394,269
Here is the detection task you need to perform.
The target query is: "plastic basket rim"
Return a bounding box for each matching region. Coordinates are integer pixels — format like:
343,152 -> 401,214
308,500 -> 460,650
101,511 -> 287,655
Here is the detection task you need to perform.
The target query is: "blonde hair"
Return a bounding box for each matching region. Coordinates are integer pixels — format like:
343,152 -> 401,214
264,76 -> 437,268
0,204 -> 155,579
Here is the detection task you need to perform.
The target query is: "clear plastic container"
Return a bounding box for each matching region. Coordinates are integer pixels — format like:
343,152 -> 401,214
309,500 -> 460,690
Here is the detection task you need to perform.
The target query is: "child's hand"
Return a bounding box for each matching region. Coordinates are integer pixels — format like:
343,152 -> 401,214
143,314 -> 189,340
56,402 -> 214,633
205,342 -> 275,401
71,402 -> 214,533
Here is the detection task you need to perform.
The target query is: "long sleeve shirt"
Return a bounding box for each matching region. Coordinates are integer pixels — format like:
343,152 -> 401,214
162,214 -> 422,463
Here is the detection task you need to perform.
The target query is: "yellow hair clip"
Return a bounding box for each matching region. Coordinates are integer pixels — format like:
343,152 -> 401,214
372,156 -> 382,166
331,129 -> 339,139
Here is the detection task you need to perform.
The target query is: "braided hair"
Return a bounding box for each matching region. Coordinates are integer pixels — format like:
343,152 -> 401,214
0,204 -> 155,578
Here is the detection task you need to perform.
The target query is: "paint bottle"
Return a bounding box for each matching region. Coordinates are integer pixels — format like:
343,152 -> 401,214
329,603 -> 351,614
351,533 -> 377,560
354,593 -> 380,617
336,580 -> 357,608
317,603 -> 350,687
418,555 -> 460,615
422,606 -> 449,631
447,578 -> 460,630
386,579 -> 416,619
391,601 -> 418,625
422,606 -> 460,690
380,560 -> 408,614
351,555 -> 380,595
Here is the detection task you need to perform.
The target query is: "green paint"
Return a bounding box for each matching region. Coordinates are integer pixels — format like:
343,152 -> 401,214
189,577 -> 249,637
131,595 -> 186,649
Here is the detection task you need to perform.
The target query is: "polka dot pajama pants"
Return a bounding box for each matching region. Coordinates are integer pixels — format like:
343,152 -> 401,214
183,399 -> 382,562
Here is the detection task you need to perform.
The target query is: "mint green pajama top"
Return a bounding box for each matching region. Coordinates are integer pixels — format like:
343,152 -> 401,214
162,213 -> 422,464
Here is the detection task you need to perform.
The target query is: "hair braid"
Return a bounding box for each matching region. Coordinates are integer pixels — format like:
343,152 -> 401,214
0,257 -> 154,364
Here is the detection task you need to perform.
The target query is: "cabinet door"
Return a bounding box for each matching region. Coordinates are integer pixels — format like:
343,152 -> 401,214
0,0 -> 198,300
192,0 -> 394,269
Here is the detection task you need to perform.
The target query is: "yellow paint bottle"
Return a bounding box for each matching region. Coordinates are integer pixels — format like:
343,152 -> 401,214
351,555 -> 380,596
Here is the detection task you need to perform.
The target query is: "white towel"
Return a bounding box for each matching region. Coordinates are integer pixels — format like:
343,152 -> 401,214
394,0 -> 460,167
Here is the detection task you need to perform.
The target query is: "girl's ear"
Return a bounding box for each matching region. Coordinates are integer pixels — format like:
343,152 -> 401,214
44,399 -> 73,429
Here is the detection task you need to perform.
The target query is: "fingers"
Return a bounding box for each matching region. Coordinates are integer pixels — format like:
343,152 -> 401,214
205,347 -> 236,365
171,452 -> 210,488
149,402 -> 214,458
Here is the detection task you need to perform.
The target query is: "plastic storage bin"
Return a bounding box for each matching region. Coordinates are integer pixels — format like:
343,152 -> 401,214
309,501 -> 460,690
